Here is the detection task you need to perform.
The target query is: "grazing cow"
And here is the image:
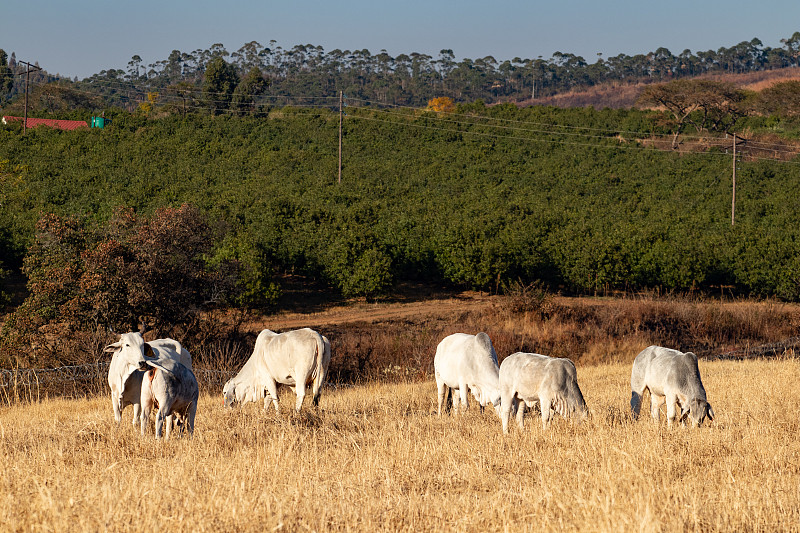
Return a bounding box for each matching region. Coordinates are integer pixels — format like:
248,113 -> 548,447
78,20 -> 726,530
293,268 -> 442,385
104,333 -> 192,426
499,352 -> 588,433
223,328 -> 329,413
630,345 -> 714,427
139,348 -> 199,439
434,332 -> 501,417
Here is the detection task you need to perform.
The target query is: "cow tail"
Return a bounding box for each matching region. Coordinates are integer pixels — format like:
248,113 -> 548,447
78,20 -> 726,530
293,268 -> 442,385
311,334 -> 327,407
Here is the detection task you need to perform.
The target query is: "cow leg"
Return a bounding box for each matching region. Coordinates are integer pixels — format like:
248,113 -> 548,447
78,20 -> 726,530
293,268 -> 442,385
165,414 -> 174,440
312,368 -> 326,408
294,381 -> 307,413
665,396 -> 679,427
185,402 -> 197,437
457,382 -> 469,414
131,403 -> 141,427
540,395 -> 552,430
500,390 -> 514,434
650,394 -> 665,423
112,393 -> 122,424
140,400 -> 151,436
264,378 -> 280,413
436,378 -> 448,417
155,410 -> 165,439
516,398 -> 527,430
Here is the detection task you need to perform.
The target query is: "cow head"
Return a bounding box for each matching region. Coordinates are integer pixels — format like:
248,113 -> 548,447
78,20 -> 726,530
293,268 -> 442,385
680,398 -> 715,427
222,379 -> 261,408
104,332 -> 149,401
222,379 -> 239,408
104,332 -> 148,365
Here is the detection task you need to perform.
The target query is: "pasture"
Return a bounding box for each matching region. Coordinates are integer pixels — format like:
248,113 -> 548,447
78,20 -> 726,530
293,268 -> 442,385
1,357 -> 798,532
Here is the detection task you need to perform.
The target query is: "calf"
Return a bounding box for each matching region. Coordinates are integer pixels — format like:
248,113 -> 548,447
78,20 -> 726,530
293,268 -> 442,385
139,345 -> 199,439
499,352 -> 588,433
630,345 -> 714,427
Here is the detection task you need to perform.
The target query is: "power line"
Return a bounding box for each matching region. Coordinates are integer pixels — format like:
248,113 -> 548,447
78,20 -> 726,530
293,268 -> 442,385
14,78 -> 800,163
344,106 -> 800,164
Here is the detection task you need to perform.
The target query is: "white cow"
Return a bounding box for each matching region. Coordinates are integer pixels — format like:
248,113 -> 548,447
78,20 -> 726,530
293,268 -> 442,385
630,345 -> 714,427
104,333 -> 192,426
499,352 -> 588,433
104,332 -> 149,425
139,347 -> 199,439
223,328 -> 329,413
434,332 -> 501,417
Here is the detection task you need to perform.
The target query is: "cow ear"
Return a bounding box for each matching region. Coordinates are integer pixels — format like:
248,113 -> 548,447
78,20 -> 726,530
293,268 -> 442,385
143,343 -> 155,359
680,406 -> 689,423
707,404 -> 715,422
103,342 -> 121,354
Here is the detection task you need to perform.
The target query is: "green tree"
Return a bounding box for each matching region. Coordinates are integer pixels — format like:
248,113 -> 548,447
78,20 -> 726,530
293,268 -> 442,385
202,56 -> 239,114
231,67 -> 268,115
0,49 -> 13,100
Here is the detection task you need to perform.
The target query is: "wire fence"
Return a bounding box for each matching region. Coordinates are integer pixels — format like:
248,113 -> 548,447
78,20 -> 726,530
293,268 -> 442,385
0,362 -> 238,404
1,337 -> 797,403
698,336 -> 800,361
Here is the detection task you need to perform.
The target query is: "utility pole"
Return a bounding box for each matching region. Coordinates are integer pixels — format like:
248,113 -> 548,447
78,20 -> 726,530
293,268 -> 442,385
338,90 -> 343,184
731,132 -> 737,226
19,61 -> 42,134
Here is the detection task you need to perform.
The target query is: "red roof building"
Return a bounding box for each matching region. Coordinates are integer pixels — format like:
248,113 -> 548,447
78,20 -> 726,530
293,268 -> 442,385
2,116 -> 89,131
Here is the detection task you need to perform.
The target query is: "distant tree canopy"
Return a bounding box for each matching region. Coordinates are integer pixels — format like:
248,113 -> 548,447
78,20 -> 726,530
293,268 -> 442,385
3,31 -> 795,112
0,49 -> 13,100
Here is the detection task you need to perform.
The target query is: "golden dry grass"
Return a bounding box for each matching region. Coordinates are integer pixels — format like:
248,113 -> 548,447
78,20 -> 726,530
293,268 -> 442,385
1,357 -> 799,532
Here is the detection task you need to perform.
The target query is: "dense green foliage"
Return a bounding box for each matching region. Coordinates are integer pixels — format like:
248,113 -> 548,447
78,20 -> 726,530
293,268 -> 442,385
1,104 -> 800,312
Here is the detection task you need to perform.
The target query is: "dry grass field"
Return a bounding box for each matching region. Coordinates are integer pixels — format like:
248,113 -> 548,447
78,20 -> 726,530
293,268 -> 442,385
1,356 -> 798,532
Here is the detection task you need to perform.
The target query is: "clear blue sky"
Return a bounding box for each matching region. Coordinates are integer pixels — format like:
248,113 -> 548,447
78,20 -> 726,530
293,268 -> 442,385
3,0 -> 800,79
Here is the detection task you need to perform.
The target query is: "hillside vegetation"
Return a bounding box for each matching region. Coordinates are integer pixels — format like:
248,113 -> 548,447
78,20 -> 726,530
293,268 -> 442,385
2,100 -> 800,366
2,104 -> 800,298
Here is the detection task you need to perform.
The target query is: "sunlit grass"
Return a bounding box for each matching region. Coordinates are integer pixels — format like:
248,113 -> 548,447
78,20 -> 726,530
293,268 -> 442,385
1,357 -> 799,532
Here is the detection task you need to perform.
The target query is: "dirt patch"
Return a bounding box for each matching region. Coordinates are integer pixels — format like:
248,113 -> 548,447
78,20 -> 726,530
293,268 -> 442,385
259,292 -> 497,331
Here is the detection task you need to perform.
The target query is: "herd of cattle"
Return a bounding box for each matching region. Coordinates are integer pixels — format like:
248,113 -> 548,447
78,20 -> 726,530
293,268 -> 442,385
104,327 -> 714,439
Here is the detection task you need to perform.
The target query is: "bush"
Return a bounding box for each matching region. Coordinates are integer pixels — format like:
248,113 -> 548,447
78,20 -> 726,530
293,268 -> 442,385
0,204 -> 243,365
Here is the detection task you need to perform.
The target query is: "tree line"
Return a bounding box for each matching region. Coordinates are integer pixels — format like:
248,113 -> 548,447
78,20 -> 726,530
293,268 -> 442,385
4,32 -> 800,110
